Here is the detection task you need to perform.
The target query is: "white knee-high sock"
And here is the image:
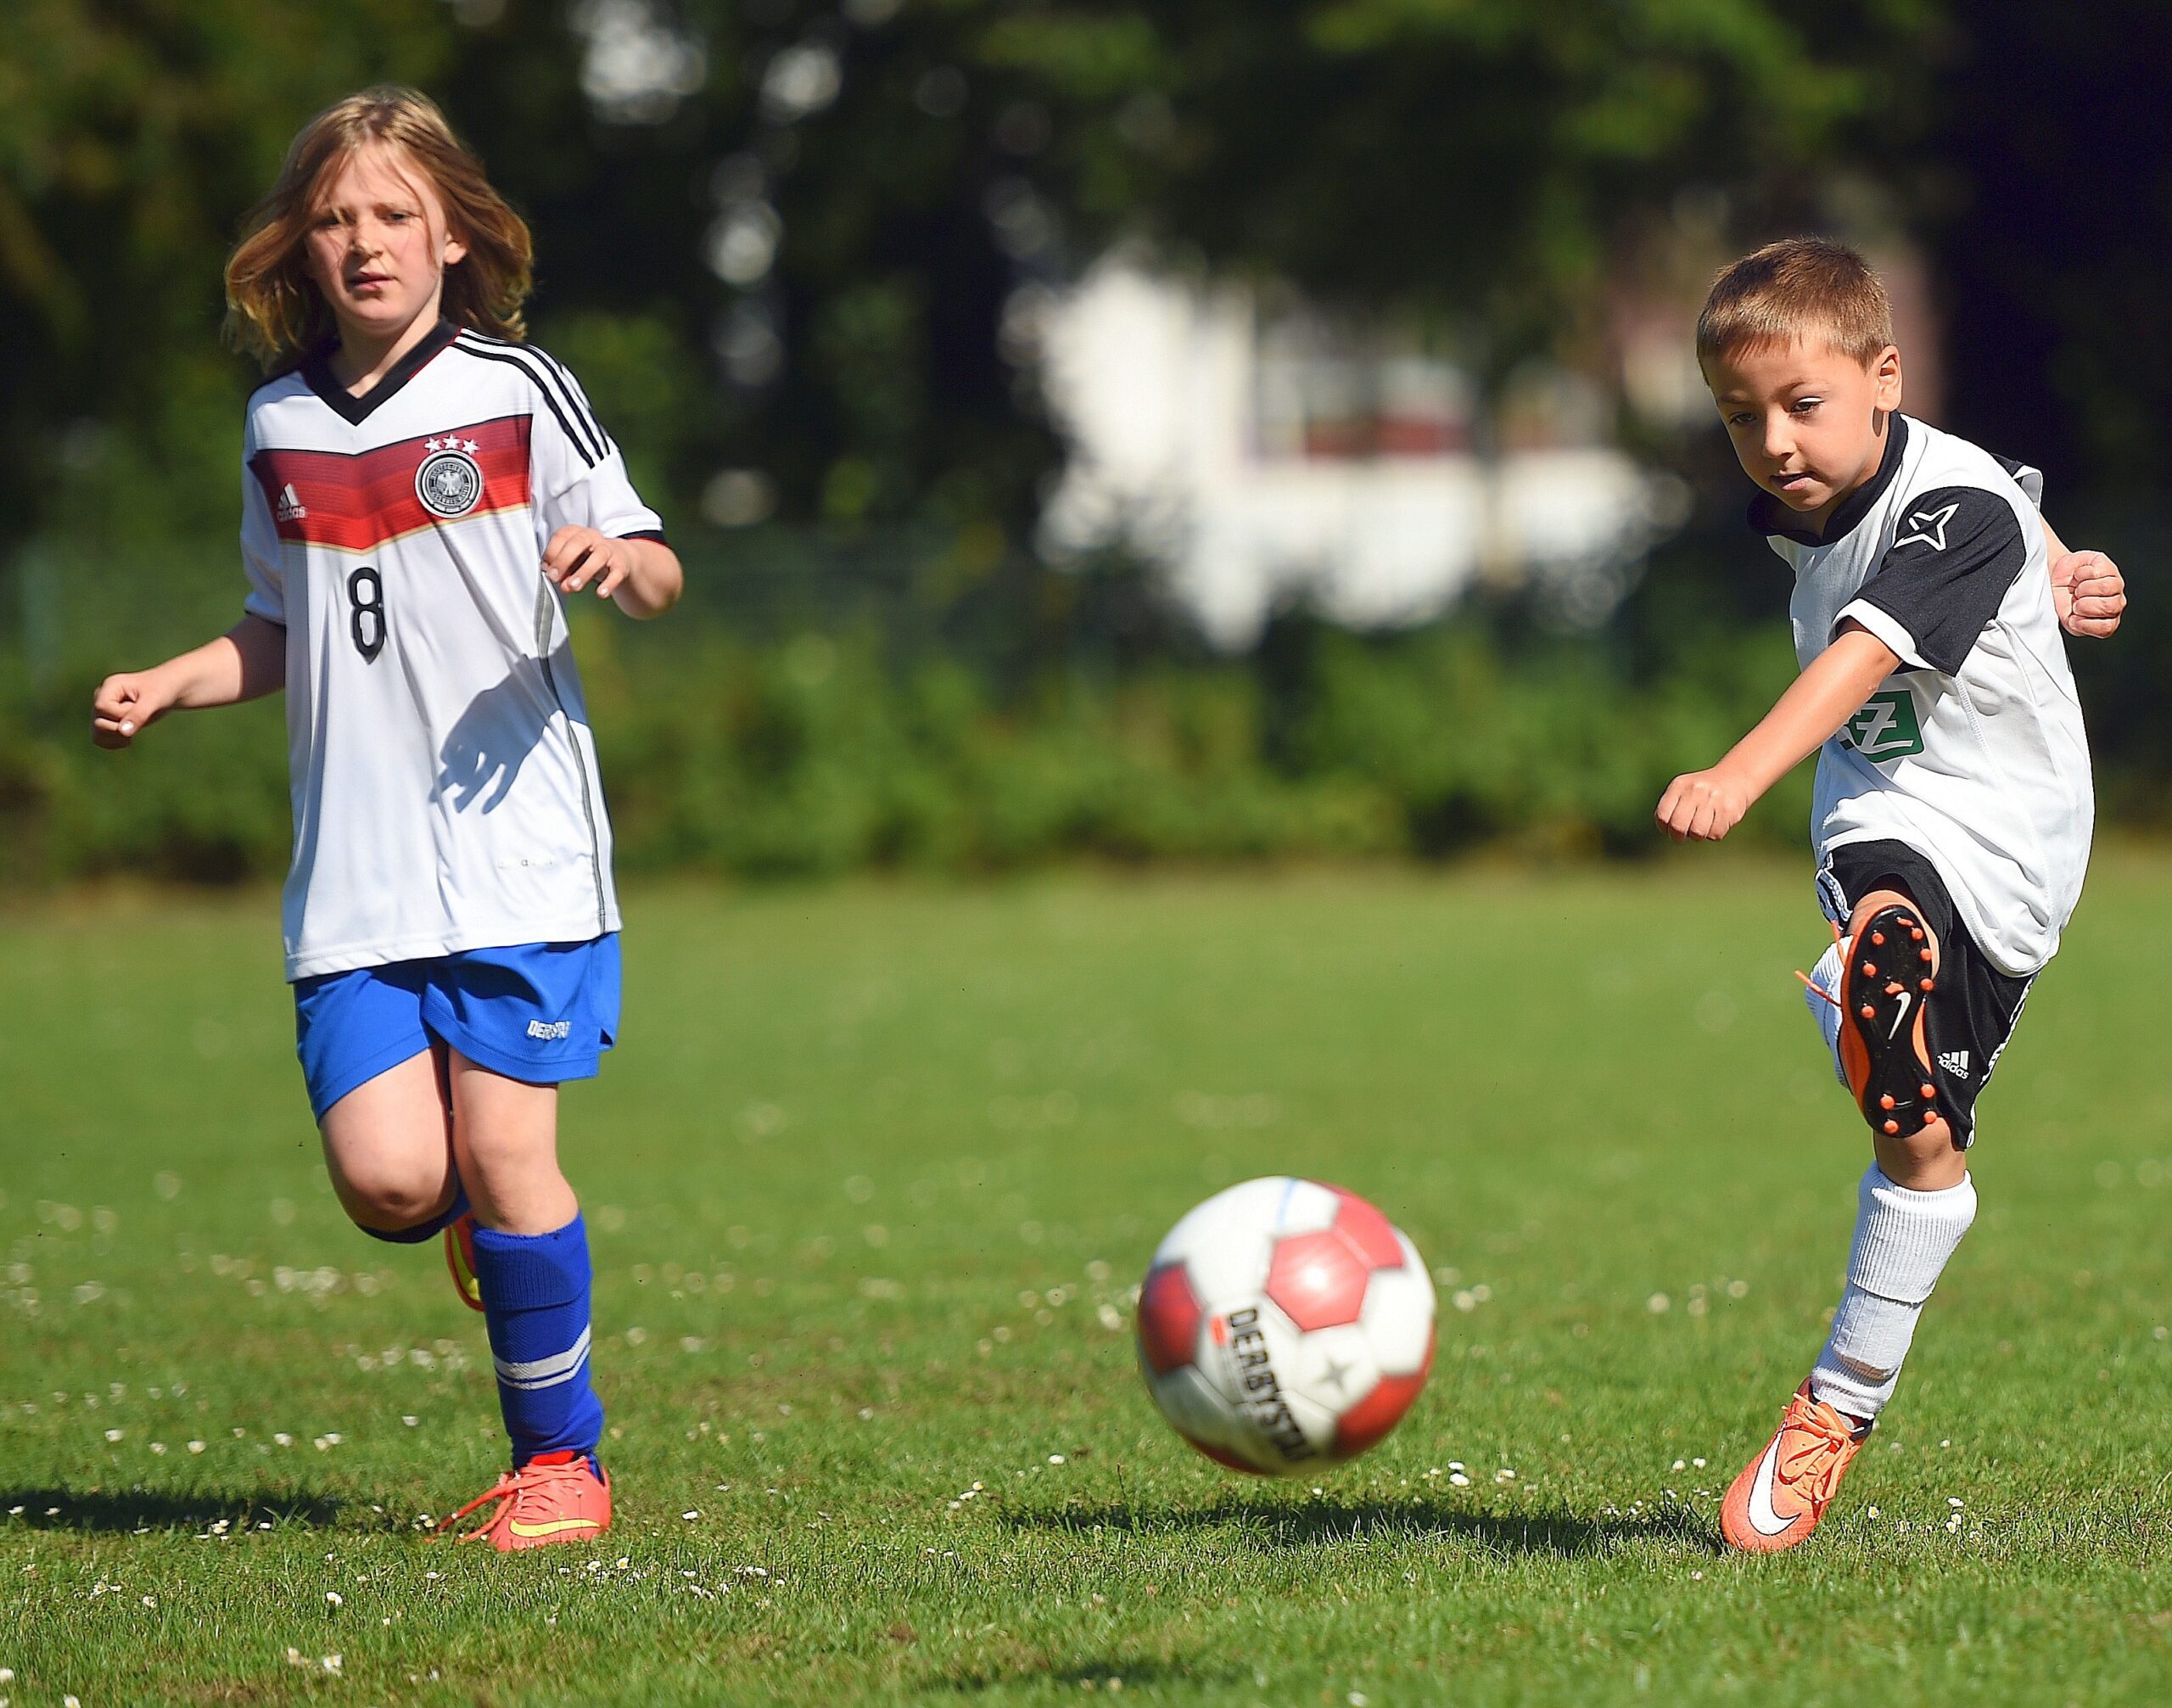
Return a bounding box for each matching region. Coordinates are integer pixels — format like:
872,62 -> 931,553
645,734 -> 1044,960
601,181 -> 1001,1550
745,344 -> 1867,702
1810,1166 -> 1976,1423
1805,939 -> 1847,1086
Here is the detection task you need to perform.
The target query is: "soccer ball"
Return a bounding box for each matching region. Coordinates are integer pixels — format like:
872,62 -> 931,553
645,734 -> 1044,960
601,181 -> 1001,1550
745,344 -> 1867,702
1136,1177 -> 1436,1475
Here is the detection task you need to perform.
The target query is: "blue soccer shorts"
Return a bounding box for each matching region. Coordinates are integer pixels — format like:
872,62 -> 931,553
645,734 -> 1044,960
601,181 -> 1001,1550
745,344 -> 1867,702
293,936 -> 621,1120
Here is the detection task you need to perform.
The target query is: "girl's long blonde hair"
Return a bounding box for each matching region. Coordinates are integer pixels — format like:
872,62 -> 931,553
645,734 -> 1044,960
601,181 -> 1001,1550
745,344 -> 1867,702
224,86 -> 534,370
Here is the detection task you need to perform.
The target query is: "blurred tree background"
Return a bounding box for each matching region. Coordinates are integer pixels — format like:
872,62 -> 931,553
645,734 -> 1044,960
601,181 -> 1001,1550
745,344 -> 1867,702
2,0 -> 2164,883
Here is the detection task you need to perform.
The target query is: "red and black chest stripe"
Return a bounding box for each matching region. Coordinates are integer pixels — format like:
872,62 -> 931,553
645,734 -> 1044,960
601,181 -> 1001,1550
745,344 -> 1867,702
251,415 -> 533,554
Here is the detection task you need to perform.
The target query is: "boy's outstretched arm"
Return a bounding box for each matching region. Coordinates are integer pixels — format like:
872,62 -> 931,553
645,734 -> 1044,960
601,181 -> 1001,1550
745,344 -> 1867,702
1655,624 -> 1900,843
2040,516 -> 2126,638
91,614 -> 286,748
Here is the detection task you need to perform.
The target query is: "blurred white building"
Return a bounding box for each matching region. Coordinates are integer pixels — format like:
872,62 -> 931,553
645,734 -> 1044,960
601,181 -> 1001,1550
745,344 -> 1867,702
1036,258 -> 1689,647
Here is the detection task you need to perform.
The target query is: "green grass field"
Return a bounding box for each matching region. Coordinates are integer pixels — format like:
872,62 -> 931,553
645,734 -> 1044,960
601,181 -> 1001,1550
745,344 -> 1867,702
6,860 -> 2172,1705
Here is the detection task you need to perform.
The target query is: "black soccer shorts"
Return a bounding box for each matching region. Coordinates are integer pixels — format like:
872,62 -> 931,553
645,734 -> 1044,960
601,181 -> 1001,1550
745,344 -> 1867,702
1817,839 -> 2035,1149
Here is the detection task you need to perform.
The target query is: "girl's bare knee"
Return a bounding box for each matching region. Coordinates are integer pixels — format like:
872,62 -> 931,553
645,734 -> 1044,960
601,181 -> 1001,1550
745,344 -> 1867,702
340,1171 -> 457,1233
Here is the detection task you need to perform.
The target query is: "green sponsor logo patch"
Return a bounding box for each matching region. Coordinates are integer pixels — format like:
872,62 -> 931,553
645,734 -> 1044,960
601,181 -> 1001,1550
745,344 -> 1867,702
1840,688 -> 1924,761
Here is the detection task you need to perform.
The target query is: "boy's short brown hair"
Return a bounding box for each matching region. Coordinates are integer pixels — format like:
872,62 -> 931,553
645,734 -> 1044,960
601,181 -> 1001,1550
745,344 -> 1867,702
1695,238 -> 1894,367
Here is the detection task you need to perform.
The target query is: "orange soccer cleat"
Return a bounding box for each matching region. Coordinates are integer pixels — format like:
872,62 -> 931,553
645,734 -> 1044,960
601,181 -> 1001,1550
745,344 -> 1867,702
444,1212 -> 485,1313
437,1450 -> 613,1552
1720,1381 -> 1869,1554
1835,902 -> 1943,1140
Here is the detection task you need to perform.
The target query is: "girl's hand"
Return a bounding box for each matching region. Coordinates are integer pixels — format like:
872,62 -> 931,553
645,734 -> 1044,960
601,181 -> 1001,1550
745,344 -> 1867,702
542,527 -> 632,602
90,669 -> 177,748
2051,549 -> 2126,638
1656,766 -> 1753,843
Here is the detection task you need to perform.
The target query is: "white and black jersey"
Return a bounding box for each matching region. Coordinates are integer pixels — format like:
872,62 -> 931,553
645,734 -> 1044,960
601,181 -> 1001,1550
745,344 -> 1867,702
240,318 -> 663,980
1755,412 -> 2093,977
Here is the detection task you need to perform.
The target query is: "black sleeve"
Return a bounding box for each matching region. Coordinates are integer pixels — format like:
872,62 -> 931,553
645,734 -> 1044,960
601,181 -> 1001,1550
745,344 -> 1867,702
1845,485 -> 2028,675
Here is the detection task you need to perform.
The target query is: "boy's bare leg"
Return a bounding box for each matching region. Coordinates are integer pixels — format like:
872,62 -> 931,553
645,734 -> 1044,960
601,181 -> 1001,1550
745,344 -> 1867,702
1721,883 -> 1980,1553
446,1052 -> 577,1235
438,1047 -> 608,1544
1815,883 -> 1977,1428
319,1044 -> 460,1233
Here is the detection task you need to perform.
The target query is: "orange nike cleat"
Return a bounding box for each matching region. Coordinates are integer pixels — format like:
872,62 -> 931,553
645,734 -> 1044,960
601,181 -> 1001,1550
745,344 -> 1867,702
437,1450 -> 612,1551
444,1212 -> 484,1313
1720,1381 -> 1869,1554
1836,902 -> 1943,1140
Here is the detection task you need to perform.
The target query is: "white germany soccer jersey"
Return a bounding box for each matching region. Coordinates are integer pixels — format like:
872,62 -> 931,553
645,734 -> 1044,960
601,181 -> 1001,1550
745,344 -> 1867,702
239,319 -> 663,980
1755,412 -> 2093,976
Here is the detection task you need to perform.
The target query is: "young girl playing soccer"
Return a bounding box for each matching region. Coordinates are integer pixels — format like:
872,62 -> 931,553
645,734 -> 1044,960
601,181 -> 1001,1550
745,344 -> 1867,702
89,86 -> 680,1550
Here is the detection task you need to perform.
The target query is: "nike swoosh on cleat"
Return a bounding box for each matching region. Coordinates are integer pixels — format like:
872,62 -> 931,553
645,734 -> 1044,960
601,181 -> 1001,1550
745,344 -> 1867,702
1886,991 -> 1912,1042
507,1517 -> 602,1538
1746,1437 -> 1800,1537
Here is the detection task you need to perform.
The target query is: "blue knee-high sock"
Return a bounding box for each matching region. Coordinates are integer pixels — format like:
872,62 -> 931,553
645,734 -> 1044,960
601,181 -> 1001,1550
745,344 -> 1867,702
469,1214 -> 605,1465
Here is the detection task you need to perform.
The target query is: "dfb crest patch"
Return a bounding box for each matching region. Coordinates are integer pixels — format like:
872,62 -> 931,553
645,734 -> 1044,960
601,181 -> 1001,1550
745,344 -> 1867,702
416,439 -> 484,518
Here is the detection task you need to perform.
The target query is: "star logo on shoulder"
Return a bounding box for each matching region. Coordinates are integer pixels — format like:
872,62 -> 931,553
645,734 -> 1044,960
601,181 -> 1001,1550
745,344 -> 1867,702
1894,501 -> 1961,552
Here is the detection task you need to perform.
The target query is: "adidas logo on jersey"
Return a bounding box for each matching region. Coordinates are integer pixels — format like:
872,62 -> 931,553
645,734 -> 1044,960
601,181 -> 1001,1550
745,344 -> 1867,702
274,483 -> 308,521
1938,1049 -> 1972,1079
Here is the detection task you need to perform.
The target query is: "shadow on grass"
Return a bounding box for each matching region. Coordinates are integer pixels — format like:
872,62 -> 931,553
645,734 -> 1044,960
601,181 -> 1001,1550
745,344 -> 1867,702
1,1486 -> 341,1533
932,1658 -> 1246,1695
1012,1497 -> 1719,1559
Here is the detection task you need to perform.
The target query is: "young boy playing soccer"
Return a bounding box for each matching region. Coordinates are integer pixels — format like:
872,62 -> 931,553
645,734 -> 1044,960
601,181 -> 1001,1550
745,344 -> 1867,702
89,87 -> 681,1549
1656,238 -> 2126,1553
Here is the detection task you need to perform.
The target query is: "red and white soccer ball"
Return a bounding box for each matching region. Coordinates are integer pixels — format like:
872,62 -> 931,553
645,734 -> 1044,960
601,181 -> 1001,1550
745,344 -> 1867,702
1136,1178 -> 1436,1475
